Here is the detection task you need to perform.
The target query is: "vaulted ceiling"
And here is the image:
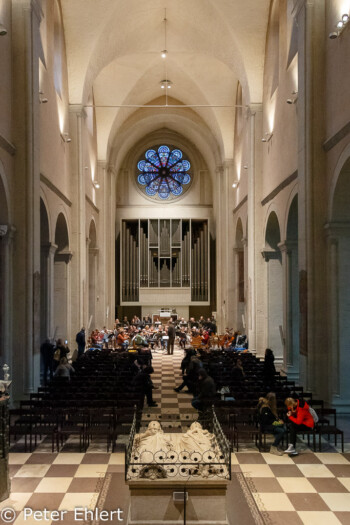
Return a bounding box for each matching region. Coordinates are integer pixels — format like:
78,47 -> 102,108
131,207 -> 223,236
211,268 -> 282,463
61,0 -> 270,162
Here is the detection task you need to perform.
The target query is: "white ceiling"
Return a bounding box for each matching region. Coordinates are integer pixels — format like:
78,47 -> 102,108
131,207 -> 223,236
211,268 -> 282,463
61,0 -> 270,162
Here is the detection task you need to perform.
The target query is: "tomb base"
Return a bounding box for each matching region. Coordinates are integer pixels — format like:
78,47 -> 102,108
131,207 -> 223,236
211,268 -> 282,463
127,479 -> 228,525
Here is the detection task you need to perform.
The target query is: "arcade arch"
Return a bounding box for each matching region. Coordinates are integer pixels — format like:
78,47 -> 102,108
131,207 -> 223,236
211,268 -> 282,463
264,211 -> 283,361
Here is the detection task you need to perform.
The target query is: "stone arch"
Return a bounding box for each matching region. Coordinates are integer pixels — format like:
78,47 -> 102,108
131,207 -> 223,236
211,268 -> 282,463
55,212 -> 69,252
264,210 -> 283,361
328,155 -> 350,410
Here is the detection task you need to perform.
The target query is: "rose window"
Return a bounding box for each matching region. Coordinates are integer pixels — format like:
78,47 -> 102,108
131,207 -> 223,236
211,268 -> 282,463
137,145 -> 192,201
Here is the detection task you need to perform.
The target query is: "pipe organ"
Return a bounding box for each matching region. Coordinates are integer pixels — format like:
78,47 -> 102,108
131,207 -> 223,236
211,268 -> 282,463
121,219 -> 209,302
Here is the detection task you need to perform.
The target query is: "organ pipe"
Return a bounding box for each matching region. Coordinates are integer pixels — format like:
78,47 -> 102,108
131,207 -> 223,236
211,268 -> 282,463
204,221 -> 208,299
122,218 -> 208,301
122,221 -> 126,300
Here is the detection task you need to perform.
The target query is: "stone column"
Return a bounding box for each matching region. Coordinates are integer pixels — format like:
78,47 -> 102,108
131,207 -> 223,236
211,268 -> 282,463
325,223 -> 350,411
40,243 -> 58,341
0,226 -> 15,371
54,251 -> 73,344
247,104 -> 263,354
69,105 -> 87,342
279,241 -> 300,380
292,0 -> 327,396
215,165 -> 224,332
262,250 -> 283,364
242,236 -> 248,334
11,0 -> 43,397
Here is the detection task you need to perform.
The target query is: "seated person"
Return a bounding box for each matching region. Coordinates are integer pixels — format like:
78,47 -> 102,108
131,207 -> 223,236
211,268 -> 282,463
284,397 -> 315,456
231,358 -> 245,382
257,392 -> 286,456
54,357 -> 75,379
117,328 -> 129,350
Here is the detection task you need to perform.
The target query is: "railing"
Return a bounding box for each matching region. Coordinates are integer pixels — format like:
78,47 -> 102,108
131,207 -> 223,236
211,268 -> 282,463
125,409 -> 231,481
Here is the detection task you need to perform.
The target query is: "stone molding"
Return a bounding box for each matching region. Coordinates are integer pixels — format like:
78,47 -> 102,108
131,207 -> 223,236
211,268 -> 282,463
40,174 -> 72,207
0,134 -> 16,157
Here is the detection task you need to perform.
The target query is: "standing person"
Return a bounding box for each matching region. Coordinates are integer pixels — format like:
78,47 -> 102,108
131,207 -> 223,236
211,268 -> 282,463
191,369 -> 216,412
134,366 -> 158,407
263,348 -> 276,385
257,393 -> 286,456
284,397 -> 315,456
168,322 -> 175,355
40,339 -> 55,385
76,327 -> 86,358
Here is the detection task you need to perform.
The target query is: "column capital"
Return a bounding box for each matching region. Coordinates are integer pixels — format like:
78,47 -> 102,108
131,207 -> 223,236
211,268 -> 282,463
0,225 -> 16,244
247,104 -> 263,117
41,242 -> 58,258
89,247 -> 99,256
241,236 -> 248,247
215,165 -> 224,176
278,240 -> 298,254
69,104 -> 87,118
55,250 -> 73,264
324,222 -> 350,239
261,250 -> 280,262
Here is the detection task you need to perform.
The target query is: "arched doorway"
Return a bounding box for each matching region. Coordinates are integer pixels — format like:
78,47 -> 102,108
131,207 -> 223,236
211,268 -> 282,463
263,211 -> 283,361
54,213 -> 71,343
328,157 -> 350,410
285,195 -> 299,380
88,220 -> 98,330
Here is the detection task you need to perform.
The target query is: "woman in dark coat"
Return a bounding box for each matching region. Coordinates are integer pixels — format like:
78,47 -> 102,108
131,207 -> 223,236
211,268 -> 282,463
263,348 -> 276,385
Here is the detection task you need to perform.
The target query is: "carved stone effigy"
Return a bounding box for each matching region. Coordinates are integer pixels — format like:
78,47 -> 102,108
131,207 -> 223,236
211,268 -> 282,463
127,421 -> 228,481
126,419 -> 230,525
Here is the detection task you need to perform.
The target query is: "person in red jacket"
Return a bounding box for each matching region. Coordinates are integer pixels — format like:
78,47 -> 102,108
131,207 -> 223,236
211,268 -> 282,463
284,397 -> 314,455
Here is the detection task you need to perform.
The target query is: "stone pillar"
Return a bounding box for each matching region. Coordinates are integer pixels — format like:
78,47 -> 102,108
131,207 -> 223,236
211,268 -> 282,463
279,241 -> 300,380
247,105 -> 263,354
215,165 -> 224,332
54,251 -> 73,344
40,243 -> 57,341
0,226 -> 15,370
325,223 -> 350,411
242,236 -> 248,334
262,250 -> 283,364
293,0 -> 327,396
108,166 -> 117,325
215,160 -> 235,332
0,397 -> 10,502
69,105 -> 86,343
88,246 -> 99,331
11,0 -> 43,397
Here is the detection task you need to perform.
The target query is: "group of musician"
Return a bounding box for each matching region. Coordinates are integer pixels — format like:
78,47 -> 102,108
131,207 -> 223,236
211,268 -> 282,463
87,314 -> 247,353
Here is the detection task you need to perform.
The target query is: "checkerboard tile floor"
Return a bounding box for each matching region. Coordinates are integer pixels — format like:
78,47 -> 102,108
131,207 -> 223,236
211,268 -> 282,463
3,344 -> 350,525
233,451 -> 350,524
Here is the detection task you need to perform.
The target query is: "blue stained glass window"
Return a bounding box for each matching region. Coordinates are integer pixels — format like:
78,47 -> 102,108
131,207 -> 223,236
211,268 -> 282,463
136,145 -> 192,201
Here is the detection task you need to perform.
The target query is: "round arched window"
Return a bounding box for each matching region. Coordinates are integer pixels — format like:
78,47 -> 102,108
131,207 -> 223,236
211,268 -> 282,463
136,145 -> 192,201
